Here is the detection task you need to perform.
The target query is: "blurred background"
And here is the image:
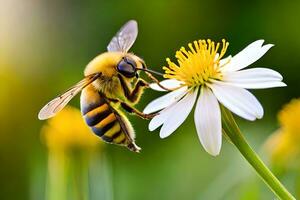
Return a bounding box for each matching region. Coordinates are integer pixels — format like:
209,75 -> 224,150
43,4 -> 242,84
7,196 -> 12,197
0,0 -> 300,199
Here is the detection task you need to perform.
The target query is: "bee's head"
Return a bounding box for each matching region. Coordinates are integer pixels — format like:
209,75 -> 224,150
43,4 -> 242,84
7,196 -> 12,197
117,56 -> 137,78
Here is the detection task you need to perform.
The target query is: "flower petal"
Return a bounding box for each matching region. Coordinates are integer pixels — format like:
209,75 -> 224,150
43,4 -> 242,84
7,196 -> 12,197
148,105 -> 174,131
222,68 -> 286,89
222,40 -> 273,72
209,82 -> 263,120
194,87 -> 222,156
219,55 -> 232,67
143,86 -> 188,114
149,79 -> 183,91
159,89 -> 198,138
148,97 -> 185,131
219,81 -> 286,89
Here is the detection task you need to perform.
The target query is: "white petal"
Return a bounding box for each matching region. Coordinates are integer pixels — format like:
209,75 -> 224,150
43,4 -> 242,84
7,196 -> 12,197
209,82 -> 263,120
219,55 -> 232,67
148,89 -> 189,131
218,81 -> 286,89
148,98 -> 183,131
149,79 -> 183,91
224,67 -> 283,80
222,68 -> 286,89
148,106 -> 173,131
159,89 -> 198,138
149,115 -> 165,131
222,40 -> 273,72
194,87 -> 222,156
143,86 -> 188,114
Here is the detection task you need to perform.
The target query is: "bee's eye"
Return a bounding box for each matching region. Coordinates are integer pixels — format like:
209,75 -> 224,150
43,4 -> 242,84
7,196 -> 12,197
117,57 -> 136,78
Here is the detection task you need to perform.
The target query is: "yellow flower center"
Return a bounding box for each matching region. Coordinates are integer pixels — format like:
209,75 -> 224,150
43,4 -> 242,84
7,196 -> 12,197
163,39 -> 229,87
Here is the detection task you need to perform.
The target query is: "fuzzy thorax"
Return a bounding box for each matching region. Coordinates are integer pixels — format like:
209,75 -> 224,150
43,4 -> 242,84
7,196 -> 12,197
84,52 -> 123,77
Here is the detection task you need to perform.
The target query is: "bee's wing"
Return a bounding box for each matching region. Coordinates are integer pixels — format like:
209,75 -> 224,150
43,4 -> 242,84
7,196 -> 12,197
38,73 -> 101,120
107,20 -> 138,53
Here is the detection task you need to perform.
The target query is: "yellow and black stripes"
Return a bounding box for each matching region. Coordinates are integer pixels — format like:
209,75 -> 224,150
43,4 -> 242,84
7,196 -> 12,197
80,84 -> 140,152
82,97 -> 125,144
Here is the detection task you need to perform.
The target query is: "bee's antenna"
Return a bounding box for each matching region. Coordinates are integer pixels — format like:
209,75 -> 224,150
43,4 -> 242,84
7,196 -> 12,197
136,68 -> 164,77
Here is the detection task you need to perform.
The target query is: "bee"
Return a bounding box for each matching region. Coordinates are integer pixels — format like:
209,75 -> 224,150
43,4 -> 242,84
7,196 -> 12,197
38,20 -> 167,152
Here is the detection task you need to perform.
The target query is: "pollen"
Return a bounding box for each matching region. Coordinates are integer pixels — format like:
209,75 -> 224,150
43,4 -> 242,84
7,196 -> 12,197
163,39 -> 229,87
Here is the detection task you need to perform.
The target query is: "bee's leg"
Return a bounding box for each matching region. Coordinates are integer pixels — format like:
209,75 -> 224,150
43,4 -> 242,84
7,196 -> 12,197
118,74 -> 149,104
128,78 -> 149,103
120,102 -> 157,119
106,98 -> 156,120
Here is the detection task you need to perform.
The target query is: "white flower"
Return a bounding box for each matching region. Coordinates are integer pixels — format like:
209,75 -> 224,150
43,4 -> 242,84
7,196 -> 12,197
144,39 -> 286,156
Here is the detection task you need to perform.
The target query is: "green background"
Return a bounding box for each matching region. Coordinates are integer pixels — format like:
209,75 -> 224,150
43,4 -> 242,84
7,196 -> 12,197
0,0 -> 299,199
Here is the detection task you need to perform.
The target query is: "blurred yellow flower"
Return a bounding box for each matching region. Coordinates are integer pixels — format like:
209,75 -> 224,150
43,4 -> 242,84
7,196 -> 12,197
265,98 -> 300,168
41,106 -> 102,200
278,99 -> 300,138
41,105 -> 101,152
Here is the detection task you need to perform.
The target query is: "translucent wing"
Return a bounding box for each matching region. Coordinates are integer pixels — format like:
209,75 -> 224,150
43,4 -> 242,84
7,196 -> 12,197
38,73 -> 101,120
107,20 -> 138,52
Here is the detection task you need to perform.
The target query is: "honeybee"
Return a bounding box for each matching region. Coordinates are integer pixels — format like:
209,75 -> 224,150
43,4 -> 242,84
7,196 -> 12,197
38,20 -> 166,152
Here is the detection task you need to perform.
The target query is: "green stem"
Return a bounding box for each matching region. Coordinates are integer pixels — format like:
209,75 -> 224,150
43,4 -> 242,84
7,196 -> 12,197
70,150 -> 89,200
221,106 -> 295,200
46,152 -> 68,200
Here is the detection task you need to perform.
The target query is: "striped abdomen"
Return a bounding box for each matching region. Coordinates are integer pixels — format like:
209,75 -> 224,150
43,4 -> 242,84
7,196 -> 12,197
80,84 -> 140,152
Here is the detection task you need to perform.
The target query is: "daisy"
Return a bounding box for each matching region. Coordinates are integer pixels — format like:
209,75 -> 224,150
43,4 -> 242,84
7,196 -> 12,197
144,39 -> 286,156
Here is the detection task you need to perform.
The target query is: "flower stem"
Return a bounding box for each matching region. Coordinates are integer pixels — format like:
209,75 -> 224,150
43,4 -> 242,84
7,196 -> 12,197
46,152 -> 67,200
221,106 -> 296,200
